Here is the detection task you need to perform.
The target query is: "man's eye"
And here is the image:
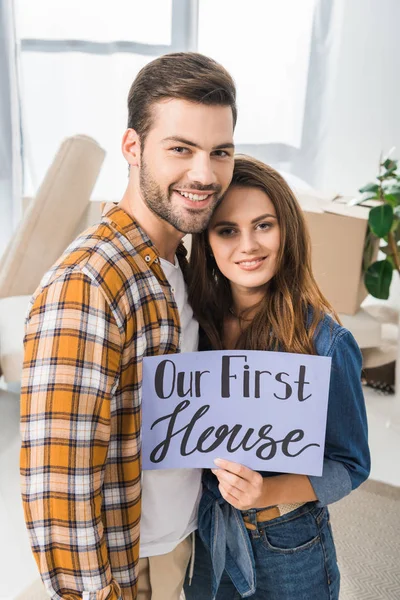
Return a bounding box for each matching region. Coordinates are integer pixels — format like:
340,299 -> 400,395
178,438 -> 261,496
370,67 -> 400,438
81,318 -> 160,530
213,150 -> 230,157
171,147 -> 190,154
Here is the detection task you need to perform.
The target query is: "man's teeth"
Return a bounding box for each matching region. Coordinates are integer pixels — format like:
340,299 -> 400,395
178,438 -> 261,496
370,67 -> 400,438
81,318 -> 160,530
179,191 -> 210,201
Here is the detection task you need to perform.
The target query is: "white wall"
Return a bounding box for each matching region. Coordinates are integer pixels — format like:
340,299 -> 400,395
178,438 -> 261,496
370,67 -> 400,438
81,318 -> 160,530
315,0 -> 400,197
309,0 -> 400,307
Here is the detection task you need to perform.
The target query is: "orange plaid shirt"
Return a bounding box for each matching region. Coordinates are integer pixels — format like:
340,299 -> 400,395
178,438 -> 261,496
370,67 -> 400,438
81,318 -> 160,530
20,204 -> 185,600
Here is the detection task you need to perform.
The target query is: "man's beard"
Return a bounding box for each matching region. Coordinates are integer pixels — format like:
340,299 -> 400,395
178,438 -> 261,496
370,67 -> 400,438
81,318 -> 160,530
139,159 -> 223,234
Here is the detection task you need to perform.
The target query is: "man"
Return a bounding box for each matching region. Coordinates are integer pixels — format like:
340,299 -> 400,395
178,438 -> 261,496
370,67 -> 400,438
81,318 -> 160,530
20,52 -> 236,600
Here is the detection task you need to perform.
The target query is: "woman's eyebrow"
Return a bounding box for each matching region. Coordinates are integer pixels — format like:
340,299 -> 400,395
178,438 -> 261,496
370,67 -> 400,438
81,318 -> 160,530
213,213 -> 277,227
212,220 -> 237,227
251,213 -> 277,223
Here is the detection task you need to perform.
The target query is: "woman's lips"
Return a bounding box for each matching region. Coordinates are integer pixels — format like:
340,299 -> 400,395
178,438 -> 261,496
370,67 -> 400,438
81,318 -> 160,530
235,257 -> 266,271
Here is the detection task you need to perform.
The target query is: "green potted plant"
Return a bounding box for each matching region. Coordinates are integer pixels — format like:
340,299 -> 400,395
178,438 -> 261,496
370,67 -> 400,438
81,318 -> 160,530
355,155 -> 400,299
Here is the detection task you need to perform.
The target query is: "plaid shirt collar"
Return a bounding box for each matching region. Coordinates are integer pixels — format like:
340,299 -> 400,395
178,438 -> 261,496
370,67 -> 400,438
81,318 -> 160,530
102,202 -> 188,267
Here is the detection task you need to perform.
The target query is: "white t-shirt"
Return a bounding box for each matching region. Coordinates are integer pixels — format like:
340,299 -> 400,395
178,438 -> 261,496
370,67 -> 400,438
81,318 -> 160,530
140,256 -> 202,557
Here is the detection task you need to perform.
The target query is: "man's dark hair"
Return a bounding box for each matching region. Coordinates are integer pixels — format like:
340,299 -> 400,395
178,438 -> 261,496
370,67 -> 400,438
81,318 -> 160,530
127,52 -> 237,142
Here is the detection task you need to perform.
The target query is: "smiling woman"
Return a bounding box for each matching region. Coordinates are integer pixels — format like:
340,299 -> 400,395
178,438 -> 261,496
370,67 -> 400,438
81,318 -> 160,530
208,185 -> 281,299
189,155 -> 333,354
185,155 -> 370,600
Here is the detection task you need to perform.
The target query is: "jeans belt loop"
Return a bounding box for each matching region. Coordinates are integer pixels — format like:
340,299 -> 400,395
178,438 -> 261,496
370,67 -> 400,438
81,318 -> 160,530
242,506 -> 281,530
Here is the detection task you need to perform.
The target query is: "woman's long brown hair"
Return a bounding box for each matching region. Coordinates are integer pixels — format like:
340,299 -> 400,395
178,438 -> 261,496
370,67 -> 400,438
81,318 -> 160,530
188,155 -> 339,354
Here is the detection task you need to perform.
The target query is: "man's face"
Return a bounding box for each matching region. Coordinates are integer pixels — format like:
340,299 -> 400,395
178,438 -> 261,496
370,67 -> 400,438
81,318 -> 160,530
139,99 -> 235,234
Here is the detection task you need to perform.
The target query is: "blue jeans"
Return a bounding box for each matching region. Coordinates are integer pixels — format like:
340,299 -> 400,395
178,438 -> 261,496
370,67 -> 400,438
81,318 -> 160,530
184,503 -> 340,600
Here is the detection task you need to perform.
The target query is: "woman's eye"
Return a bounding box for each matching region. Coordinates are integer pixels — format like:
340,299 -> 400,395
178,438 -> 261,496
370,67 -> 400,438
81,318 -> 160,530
257,222 -> 273,231
218,228 -> 236,236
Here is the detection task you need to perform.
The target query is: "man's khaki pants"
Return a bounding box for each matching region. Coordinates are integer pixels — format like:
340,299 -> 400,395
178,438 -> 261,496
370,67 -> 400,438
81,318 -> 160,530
137,535 -> 192,600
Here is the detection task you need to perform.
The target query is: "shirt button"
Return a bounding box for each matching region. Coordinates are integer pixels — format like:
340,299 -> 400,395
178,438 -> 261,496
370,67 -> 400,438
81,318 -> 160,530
145,255 -> 151,262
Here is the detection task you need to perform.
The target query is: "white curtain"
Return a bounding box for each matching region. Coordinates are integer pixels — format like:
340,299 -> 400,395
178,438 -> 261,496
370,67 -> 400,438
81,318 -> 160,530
0,0 -> 22,258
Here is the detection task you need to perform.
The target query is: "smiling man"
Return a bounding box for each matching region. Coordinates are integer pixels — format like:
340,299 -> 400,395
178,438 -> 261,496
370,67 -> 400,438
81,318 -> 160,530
20,53 -> 236,600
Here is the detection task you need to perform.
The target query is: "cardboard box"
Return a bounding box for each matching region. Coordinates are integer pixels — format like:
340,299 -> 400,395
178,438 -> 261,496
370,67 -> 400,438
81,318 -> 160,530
296,193 -> 379,316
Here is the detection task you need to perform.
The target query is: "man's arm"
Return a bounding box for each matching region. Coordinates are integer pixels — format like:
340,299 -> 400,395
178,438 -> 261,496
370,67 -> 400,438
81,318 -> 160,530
20,270 -> 124,600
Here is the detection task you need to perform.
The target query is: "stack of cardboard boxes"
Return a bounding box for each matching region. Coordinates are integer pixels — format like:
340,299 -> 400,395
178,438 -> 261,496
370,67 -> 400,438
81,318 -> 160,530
297,192 -> 379,316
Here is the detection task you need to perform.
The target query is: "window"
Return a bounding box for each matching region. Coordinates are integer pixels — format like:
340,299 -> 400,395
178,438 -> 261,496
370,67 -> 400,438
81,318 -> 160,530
16,0 -> 316,201
16,0 -> 197,200
198,0 -> 316,148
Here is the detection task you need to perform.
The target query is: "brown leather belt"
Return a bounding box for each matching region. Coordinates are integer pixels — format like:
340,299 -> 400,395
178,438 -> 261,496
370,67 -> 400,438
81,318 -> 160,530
242,506 -> 281,530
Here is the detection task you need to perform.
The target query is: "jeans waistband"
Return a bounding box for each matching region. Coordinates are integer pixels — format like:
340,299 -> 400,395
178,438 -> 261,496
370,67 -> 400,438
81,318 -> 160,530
242,501 -> 316,529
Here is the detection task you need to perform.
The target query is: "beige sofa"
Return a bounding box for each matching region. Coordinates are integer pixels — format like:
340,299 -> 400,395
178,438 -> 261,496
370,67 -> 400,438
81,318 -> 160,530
0,134 -> 105,600
0,134 -> 105,386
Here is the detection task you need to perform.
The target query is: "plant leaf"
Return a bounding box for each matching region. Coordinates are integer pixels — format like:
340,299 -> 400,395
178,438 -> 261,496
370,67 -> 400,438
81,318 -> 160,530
383,194 -> 400,208
364,260 -> 393,299
383,185 -> 400,196
362,231 -> 377,270
381,166 -> 398,178
359,182 -> 380,194
368,204 -> 394,237
382,178 -> 399,188
382,158 -> 397,170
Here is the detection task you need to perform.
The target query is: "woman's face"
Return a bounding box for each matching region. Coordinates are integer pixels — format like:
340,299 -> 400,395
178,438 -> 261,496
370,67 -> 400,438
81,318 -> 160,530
208,185 -> 281,295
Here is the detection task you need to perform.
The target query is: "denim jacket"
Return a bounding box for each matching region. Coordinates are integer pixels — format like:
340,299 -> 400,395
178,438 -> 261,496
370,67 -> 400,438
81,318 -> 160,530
197,314 -> 370,599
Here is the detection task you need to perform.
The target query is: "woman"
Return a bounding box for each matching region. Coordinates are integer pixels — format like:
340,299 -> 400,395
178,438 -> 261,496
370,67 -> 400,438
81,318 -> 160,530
184,155 -> 370,600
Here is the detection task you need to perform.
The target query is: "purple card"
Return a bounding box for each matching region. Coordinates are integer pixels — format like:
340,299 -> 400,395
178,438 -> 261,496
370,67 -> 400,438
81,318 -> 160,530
142,350 -> 331,476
